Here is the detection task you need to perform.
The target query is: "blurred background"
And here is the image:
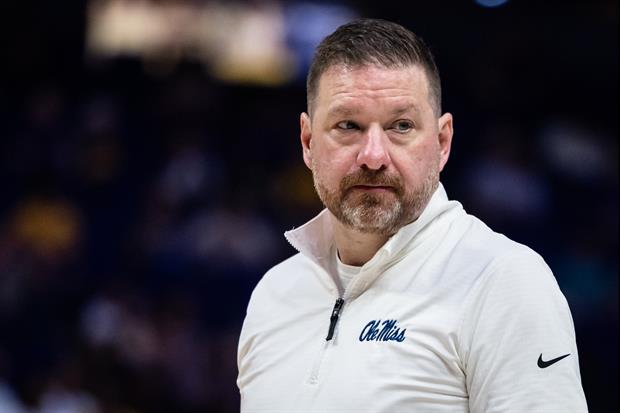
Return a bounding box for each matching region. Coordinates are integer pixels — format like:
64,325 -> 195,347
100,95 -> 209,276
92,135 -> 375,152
0,0 -> 617,412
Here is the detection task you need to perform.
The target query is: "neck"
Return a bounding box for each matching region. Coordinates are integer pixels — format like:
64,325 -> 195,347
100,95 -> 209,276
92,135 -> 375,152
331,215 -> 391,266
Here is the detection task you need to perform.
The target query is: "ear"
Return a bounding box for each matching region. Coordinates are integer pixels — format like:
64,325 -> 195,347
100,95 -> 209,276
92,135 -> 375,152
437,113 -> 454,172
300,112 -> 313,169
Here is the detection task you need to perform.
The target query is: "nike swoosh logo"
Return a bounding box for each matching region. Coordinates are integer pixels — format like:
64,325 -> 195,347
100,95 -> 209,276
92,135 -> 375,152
537,353 -> 570,368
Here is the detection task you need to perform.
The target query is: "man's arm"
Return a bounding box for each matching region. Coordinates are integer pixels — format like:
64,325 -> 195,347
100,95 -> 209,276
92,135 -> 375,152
459,251 -> 588,412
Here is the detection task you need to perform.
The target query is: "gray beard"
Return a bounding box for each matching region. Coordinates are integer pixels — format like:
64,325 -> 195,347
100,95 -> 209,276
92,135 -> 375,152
312,162 -> 440,236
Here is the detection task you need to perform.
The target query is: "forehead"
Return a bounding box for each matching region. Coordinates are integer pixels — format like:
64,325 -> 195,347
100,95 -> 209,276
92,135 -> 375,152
315,64 -> 431,114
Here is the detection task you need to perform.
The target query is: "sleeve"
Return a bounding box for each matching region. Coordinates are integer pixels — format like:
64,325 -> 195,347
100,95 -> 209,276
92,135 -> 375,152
458,250 -> 588,413
237,282 -> 261,395
237,281 -> 264,413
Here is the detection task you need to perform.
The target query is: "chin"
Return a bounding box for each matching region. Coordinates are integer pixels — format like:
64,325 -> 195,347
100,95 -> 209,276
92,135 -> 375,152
343,204 -> 404,235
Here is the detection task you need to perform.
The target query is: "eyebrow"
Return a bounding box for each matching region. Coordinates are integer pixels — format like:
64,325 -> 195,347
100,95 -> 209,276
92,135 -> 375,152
326,103 -> 418,119
326,106 -> 360,118
390,103 -> 418,115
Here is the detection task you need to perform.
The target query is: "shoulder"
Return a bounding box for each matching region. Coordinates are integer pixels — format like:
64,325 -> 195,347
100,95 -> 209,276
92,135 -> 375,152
442,211 -> 569,318
452,218 -> 586,411
244,252 -> 321,315
434,210 -> 553,284
466,214 -> 557,289
455,215 -> 571,334
449,212 -> 553,279
255,253 -> 313,293
455,212 -> 535,258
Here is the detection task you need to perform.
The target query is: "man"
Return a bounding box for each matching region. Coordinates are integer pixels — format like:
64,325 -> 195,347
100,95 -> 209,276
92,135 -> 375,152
237,18 -> 588,412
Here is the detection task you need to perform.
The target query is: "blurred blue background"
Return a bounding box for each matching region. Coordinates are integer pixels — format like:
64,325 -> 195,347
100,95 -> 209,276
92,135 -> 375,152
0,0 -> 617,412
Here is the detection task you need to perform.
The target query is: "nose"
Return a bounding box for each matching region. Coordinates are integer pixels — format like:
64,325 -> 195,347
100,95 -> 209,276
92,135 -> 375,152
356,124 -> 391,170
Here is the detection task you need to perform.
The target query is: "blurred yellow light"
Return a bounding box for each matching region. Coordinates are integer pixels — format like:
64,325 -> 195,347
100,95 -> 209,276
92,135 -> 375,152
87,0 -> 296,85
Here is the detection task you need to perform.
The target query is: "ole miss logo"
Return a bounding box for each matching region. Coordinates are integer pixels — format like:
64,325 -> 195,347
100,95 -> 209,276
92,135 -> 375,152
359,319 -> 406,342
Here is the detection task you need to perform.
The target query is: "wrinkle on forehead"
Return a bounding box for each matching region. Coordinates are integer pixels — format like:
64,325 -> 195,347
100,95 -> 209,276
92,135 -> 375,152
316,65 -> 430,118
326,102 -> 419,122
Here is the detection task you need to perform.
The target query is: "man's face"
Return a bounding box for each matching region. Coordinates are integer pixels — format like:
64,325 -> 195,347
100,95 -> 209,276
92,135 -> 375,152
300,64 -> 453,235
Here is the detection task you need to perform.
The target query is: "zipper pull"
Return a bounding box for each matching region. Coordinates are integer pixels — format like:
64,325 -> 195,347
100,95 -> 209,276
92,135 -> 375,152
326,298 -> 345,341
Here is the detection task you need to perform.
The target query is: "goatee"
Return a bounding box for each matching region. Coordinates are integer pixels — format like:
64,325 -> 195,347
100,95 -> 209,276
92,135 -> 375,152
312,162 -> 439,236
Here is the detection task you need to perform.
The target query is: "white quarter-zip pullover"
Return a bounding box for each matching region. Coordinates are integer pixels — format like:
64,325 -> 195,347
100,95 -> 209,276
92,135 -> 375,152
237,184 -> 587,412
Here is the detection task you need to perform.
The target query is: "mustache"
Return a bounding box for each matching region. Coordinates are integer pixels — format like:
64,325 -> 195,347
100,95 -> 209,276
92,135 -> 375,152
340,169 -> 403,195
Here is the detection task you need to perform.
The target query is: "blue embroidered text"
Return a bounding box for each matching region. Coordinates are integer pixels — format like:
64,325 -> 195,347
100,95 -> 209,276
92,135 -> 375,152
359,319 -> 406,342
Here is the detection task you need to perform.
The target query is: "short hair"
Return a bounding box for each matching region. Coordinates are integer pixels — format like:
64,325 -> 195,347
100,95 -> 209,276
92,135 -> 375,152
307,18 -> 442,117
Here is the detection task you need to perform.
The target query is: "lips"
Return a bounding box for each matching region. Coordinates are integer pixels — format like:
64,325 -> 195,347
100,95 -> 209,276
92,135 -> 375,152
350,185 -> 395,192
340,170 -> 402,196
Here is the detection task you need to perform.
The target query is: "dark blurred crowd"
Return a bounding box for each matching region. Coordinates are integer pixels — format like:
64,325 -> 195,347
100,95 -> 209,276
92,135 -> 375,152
0,61 -> 318,412
0,1 -> 617,412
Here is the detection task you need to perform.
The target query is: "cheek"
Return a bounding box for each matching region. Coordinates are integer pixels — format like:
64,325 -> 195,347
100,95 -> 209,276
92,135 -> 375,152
314,158 -> 345,189
312,144 -> 356,180
398,164 -> 426,186
392,144 -> 440,182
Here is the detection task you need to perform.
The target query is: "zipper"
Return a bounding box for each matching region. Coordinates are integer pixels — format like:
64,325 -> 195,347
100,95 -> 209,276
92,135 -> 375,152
308,297 -> 345,384
326,298 -> 344,340
308,340 -> 328,384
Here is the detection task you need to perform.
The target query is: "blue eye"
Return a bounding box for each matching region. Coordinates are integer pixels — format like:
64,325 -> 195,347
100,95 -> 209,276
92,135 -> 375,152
337,121 -> 359,130
393,120 -> 413,133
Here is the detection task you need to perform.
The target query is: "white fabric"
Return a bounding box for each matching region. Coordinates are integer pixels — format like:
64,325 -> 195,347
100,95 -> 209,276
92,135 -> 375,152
335,252 -> 361,292
237,183 -> 588,412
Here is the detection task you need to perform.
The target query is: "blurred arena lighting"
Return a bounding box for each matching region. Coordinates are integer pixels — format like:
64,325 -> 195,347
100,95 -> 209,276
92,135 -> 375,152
285,2 -> 357,79
87,0 -> 357,85
475,0 -> 510,7
538,120 -> 615,182
10,198 -> 84,262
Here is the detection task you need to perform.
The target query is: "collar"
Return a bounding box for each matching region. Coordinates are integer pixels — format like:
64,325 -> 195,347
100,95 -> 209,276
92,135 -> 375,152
284,183 -> 461,277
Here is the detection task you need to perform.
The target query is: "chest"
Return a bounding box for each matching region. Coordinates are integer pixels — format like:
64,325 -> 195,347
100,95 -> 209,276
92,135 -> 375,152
242,290 -> 469,412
